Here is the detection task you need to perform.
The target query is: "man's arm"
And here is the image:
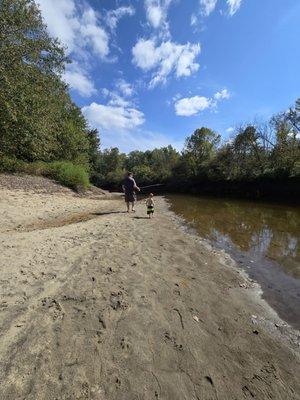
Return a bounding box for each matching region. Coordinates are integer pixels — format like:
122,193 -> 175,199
132,179 -> 140,192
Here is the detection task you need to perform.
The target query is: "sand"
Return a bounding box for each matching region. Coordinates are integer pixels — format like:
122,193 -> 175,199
0,174 -> 299,400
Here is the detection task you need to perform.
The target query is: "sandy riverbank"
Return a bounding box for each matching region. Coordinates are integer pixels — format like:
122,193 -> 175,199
0,175 -> 299,399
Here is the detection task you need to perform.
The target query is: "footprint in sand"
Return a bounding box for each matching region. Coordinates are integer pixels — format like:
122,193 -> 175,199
110,292 -> 128,310
164,331 -> 183,351
120,337 -> 131,350
41,297 -> 64,320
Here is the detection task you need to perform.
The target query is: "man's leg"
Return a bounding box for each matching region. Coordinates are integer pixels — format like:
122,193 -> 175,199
126,202 -> 130,212
132,201 -> 135,212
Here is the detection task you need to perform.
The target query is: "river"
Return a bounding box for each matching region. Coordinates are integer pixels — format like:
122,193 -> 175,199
167,194 -> 300,330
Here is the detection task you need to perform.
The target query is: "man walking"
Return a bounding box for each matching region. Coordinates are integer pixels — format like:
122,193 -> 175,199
122,172 -> 140,213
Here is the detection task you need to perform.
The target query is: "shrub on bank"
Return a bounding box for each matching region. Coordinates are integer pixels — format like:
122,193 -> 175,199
0,156 -> 90,191
0,156 -> 26,173
47,161 -> 90,191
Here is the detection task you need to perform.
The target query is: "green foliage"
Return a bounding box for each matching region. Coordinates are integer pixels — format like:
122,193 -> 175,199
93,148 -> 126,187
87,129 -> 101,173
0,156 -> 89,190
47,161 -> 90,190
0,155 -> 26,172
0,0 -> 99,170
132,164 -> 154,184
183,128 -> 220,177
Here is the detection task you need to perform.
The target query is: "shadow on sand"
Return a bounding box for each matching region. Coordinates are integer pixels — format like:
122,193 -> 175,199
92,211 -> 127,216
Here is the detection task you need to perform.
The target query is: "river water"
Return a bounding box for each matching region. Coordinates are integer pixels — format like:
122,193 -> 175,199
167,194 -> 300,330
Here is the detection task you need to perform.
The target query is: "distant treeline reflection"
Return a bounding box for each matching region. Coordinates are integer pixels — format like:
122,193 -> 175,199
168,195 -> 300,280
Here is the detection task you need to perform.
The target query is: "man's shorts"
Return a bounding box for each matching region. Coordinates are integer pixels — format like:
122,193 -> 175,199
125,192 -> 136,202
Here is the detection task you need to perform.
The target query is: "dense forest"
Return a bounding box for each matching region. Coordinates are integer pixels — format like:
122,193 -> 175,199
0,0 -> 100,188
1,0 -> 299,197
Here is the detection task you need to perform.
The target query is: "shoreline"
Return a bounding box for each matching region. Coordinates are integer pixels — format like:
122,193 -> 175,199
162,196 -> 300,344
0,179 -> 299,399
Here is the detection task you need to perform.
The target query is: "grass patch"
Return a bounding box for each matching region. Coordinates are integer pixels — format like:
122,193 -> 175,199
0,156 -> 90,191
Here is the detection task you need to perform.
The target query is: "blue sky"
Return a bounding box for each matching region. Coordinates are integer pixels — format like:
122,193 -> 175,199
37,0 -> 300,152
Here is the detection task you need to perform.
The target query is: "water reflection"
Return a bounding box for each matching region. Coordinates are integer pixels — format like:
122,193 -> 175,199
168,195 -> 300,277
168,195 -> 300,328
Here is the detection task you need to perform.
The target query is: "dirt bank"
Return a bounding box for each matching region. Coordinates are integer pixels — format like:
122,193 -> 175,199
0,176 -> 299,399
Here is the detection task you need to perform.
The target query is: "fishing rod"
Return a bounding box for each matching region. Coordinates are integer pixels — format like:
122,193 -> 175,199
139,184 -> 165,190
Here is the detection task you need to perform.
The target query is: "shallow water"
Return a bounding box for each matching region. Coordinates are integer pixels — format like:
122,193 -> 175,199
167,194 -> 300,329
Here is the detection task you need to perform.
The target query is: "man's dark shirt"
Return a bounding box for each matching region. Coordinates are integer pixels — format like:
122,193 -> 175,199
123,176 -> 136,193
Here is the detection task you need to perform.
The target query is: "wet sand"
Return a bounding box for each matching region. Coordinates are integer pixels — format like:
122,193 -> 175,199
0,175 -> 299,399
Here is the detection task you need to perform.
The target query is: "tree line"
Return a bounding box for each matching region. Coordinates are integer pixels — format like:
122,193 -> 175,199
0,0 -> 299,194
92,100 -> 300,192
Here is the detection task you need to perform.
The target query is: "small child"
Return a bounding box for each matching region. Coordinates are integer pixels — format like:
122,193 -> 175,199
145,193 -> 155,218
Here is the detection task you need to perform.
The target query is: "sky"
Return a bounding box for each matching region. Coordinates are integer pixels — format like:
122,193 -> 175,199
37,0 -> 300,152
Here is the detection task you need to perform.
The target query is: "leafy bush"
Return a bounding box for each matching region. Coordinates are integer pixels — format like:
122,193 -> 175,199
0,156 -> 26,173
47,161 -> 90,191
0,157 -> 90,191
23,161 -> 48,176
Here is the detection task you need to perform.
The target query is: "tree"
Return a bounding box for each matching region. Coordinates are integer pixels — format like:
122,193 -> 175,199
95,148 -> 126,187
86,128 -> 101,173
148,146 -> 180,182
232,125 -> 267,177
183,127 -> 220,177
125,151 -> 149,172
207,144 -> 235,180
269,99 -> 300,176
0,0 -> 92,166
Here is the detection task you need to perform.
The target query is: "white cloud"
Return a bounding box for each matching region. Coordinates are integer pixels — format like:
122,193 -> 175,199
214,88 -> 230,100
132,39 -> 158,71
116,79 -> 134,97
63,63 -> 96,97
190,14 -> 198,26
132,39 -> 200,87
37,0 -> 77,53
38,0 -> 130,97
175,88 -> 231,116
200,0 -> 218,17
82,102 -> 145,132
37,0 -> 109,58
108,93 -> 132,108
227,0 -> 242,16
175,96 -> 212,116
144,0 -> 174,37
106,6 -> 135,31
81,100 -> 180,153
226,127 -> 234,133
79,9 -> 109,58
146,1 -> 163,28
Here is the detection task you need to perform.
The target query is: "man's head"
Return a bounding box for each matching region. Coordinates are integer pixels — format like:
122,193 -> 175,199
127,171 -> 133,177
